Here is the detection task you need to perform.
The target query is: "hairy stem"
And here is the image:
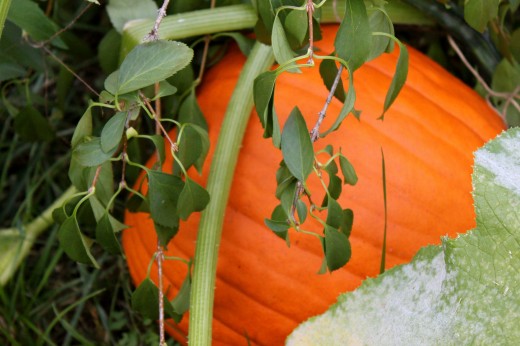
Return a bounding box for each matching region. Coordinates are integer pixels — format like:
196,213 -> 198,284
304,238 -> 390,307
188,42 -> 275,346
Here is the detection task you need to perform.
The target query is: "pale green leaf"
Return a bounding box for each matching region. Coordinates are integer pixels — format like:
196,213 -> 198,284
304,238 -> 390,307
287,128 -> 520,345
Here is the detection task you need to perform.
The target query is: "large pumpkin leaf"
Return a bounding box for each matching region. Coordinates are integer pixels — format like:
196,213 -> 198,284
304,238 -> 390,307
287,128 -> 520,345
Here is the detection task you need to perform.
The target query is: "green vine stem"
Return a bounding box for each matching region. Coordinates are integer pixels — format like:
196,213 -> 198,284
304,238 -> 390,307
188,41 -> 275,346
120,2 -> 433,57
0,0 -> 12,39
0,186 -> 77,286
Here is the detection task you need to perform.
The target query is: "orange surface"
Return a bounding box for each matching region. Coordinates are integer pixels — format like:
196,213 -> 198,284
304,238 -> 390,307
123,25 -> 505,345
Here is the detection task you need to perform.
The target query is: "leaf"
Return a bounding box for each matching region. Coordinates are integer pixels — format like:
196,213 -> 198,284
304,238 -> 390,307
147,170 -> 184,230
58,216 -> 99,268
319,58 -> 346,103
265,205 -> 290,242
339,154 -> 358,185
214,32 -> 255,56
323,225 -> 351,272
106,0 -> 158,33
98,29 -> 121,74
150,80 -> 178,100
171,273 -> 191,317
100,112 -> 126,153
254,70 -> 277,131
271,16 -> 298,72
176,125 -> 208,174
0,63 -> 25,81
287,128 -> 520,345
72,137 -> 117,167
320,66 -> 356,137
71,107 -> 92,149
116,40 -> 193,95
95,213 -> 124,255
380,39 -> 408,119
325,198 -> 343,229
464,0 -> 500,33
178,90 -> 208,131
281,107 -> 314,182
143,134 -> 165,167
14,106 -> 55,142
285,9 -> 308,48
334,0 -> 371,71
177,177 -> 210,220
367,9 -> 394,61
131,278 -> 179,321
7,0 -> 67,48
339,208 -> 354,237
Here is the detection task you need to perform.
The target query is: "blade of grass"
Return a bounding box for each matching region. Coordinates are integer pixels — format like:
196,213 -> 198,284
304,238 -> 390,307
379,148 -> 387,274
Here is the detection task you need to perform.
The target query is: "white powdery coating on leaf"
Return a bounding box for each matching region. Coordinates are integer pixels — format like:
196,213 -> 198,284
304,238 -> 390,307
474,130 -> 520,196
287,251 -> 454,346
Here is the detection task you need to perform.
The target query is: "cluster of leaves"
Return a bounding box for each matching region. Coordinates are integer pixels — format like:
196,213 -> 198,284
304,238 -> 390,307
252,0 -> 407,272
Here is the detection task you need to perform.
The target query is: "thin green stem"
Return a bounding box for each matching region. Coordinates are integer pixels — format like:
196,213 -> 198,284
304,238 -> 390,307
188,42 -> 275,346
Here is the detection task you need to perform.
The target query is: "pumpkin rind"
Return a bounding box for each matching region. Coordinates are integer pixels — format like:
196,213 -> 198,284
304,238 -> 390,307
122,25 -> 504,345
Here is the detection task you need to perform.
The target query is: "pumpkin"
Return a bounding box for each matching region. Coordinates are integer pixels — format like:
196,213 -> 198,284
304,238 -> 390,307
122,25 -> 504,345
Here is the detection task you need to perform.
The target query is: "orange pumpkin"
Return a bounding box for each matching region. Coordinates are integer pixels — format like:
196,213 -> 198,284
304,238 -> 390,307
122,25 -> 504,345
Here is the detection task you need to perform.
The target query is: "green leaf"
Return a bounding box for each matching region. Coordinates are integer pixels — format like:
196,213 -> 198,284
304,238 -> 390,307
72,137 -> 117,167
296,199 -> 307,224
7,0 -> 66,48
143,134 -> 165,167
368,9 -> 394,61
320,66 -> 356,136
323,225 -> 351,272
104,70 -> 118,95
281,107 -> 314,182
271,15 -> 298,72
254,70 -> 277,131
98,29 -> 121,74
464,0 -> 500,33
171,273 -> 191,317
131,278 -> 179,321
14,106 -> 55,142
334,0 -> 371,71
100,112 -> 126,153
58,216 -> 99,268
213,32 -> 255,56
106,0 -> 158,33
287,128 -> 520,345
380,39 -> 408,119
177,178 -> 210,220
178,90 -> 208,131
150,80 -> 178,100
265,204 -> 290,241
176,124 -> 209,174
95,213 -> 125,255
71,107 -> 92,149
0,63 -> 25,81
339,208 -> 354,237
147,170 -> 184,230
285,9 -> 308,48
325,197 -> 343,229
339,154 -> 358,185
116,40 -> 193,95
319,58 -> 346,103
